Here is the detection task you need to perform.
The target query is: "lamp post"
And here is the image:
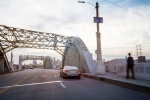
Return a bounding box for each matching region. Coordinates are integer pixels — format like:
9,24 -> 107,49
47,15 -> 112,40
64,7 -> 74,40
78,1 -> 105,74
95,2 -> 102,61
78,1 -> 102,61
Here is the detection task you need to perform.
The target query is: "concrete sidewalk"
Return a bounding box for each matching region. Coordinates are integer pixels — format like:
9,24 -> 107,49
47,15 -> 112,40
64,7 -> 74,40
81,73 -> 150,94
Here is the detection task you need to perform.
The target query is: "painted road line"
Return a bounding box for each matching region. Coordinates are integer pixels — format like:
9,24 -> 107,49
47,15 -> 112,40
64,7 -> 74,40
0,73 -> 35,94
0,74 -> 32,93
0,81 -> 62,89
0,73 -> 34,93
60,83 -> 66,88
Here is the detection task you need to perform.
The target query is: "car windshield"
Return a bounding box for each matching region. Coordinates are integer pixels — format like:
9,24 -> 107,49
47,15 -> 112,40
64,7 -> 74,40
64,66 -> 78,70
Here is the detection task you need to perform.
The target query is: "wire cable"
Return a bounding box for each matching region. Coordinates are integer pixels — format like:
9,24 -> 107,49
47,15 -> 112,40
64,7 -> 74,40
78,1 -> 105,35
140,0 -> 150,6
78,7 -> 95,35
104,0 -> 149,20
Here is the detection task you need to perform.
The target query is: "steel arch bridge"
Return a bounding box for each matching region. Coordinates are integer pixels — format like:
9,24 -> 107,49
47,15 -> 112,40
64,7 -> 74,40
19,55 -> 54,69
0,25 -> 68,55
0,25 -> 95,74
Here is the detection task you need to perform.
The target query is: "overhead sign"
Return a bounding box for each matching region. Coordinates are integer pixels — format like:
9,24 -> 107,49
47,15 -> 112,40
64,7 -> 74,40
94,17 -> 103,23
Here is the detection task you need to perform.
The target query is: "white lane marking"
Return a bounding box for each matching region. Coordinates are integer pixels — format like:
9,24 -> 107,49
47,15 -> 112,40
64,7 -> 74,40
0,81 -> 62,89
60,83 -> 66,88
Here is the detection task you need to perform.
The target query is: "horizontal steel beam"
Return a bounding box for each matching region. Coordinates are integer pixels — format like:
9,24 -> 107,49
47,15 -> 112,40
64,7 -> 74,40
0,25 -> 70,55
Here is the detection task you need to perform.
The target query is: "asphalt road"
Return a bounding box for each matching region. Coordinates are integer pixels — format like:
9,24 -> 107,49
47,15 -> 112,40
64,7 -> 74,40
0,68 -> 150,100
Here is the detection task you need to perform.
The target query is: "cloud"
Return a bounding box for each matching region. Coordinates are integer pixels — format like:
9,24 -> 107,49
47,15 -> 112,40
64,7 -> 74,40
1,0 -> 150,62
139,37 -> 143,44
145,27 -> 150,36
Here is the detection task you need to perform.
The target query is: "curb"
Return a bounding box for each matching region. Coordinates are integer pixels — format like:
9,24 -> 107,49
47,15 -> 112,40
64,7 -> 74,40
81,73 -> 150,94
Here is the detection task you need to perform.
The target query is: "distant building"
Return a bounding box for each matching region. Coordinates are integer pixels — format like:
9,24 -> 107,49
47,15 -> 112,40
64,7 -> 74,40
105,58 -> 126,73
138,56 -> 146,62
146,59 -> 150,62
106,58 -> 150,80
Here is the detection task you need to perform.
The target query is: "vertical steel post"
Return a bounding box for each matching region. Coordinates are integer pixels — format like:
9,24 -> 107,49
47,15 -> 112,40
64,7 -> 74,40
96,2 -> 102,61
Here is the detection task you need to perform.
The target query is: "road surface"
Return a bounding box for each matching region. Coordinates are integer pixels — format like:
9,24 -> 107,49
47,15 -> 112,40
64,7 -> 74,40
0,68 -> 150,100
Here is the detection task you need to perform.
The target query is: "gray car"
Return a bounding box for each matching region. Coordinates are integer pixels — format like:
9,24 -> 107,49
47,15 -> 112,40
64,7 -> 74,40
60,66 -> 81,79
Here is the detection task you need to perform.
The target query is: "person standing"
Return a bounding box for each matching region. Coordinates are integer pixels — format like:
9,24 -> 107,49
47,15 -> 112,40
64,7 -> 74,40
126,53 -> 135,79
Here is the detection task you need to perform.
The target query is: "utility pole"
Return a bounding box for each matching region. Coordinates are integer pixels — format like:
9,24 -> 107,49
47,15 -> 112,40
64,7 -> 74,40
139,45 -> 142,56
136,45 -> 139,58
94,2 -> 105,74
95,2 -> 102,61
78,1 -> 105,74
136,45 -> 142,57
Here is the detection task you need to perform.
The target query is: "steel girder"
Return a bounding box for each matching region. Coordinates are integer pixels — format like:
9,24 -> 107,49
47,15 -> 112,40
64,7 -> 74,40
0,25 -> 69,55
19,55 -> 46,62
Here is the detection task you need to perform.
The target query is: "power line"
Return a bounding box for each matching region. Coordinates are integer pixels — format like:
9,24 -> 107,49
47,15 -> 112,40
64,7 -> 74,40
104,0 -> 149,20
140,0 -> 150,6
99,0 -> 106,4
79,7 -> 95,34
78,1 -> 106,35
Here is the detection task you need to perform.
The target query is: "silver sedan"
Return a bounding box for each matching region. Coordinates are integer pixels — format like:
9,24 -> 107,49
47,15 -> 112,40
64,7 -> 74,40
60,66 -> 81,79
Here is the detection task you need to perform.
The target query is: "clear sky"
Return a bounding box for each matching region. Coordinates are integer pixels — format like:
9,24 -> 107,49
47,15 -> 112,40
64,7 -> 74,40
0,0 -> 150,64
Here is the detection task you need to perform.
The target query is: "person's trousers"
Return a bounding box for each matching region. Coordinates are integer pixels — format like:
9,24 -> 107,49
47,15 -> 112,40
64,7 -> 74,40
126,68 -> 135,78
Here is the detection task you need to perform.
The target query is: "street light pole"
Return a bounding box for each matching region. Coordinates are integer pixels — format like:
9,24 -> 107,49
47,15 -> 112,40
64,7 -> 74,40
95,2 -> 102,61
78,1 -> 102,61
78,1 -> 105,74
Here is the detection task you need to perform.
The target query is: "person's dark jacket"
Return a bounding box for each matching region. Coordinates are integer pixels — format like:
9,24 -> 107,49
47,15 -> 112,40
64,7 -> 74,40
127,57 -> 134,68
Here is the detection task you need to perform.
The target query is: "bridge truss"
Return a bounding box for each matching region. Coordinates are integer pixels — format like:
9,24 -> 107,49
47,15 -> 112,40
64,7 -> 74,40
0,25 -> 69,55
0,25 -> 95,74
19,55 -> 46,62
19,55 -> 54,69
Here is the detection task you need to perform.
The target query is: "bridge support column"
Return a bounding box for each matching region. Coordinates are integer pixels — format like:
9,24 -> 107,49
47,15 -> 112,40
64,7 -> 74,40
0,44 -> 10,72
0,58 -> 4,72
95,59 -> 105,74
19,55 -> 22,70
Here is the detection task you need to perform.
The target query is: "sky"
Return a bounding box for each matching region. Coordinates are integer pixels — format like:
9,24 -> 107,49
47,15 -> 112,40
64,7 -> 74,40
0,0 -> 150,64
